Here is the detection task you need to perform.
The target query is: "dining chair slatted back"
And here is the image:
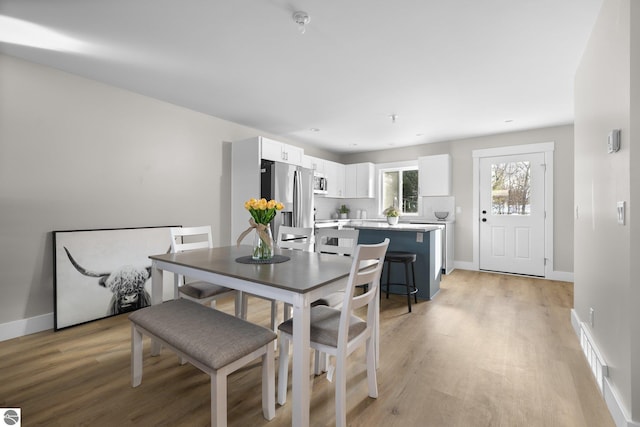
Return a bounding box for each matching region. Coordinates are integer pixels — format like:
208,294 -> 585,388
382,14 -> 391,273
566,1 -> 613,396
170,225 -> 213,253
271,225 -> 314,323
170,226 -> 241,317
277,238 -> 390,427
312,228 -> 360,308
311,228 -> 363,374
276,225 -> 314,252
315,228 -> 359,256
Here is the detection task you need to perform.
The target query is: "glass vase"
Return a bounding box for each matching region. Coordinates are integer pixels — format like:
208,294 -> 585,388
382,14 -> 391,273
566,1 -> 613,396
252,226 -> 274,261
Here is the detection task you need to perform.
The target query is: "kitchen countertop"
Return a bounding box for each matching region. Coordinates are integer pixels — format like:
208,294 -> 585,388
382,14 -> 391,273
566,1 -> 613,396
351,222 -> 444,232
315,218 -> 454,224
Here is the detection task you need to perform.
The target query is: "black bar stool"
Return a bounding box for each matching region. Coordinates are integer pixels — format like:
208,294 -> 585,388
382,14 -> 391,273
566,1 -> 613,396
381,251 -> 418,312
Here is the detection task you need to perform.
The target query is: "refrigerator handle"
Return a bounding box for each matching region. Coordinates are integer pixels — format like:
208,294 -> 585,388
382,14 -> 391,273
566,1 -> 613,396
293,169 -> 301,227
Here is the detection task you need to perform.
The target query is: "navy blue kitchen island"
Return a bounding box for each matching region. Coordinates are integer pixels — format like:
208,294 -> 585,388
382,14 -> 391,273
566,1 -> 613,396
353,222 -> 443,300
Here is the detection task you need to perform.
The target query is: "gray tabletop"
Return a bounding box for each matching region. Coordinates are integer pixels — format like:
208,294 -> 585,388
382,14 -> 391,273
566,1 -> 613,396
149,245 -> 354,293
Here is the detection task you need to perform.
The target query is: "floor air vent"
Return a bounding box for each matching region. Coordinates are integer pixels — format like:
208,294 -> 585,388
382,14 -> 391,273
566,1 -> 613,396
580,322 -> 608,394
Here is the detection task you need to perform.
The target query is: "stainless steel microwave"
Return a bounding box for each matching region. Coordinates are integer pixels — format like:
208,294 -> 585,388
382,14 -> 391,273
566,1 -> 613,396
313,173 -> 328,194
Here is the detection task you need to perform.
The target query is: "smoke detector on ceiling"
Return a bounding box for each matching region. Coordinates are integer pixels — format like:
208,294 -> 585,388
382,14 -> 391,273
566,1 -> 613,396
293,11 -> 310,34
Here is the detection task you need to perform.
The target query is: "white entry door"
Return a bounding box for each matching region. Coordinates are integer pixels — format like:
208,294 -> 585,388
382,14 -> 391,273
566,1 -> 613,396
479,153 -> 546,276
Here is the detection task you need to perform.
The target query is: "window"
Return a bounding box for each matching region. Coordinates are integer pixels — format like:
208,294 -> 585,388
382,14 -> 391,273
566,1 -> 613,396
380,166 -> 419,215
491,161 -> 531,215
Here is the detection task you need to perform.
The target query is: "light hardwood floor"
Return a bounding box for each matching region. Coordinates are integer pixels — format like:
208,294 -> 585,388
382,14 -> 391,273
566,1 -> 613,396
0,270 -> 615,426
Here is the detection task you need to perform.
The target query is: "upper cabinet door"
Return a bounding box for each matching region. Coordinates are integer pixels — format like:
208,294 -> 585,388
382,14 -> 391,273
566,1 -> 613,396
260,137 -> 303,166
282,144 -> 303,165
260,138 -> 283,162
345,163 -> 375,198
304,155 -> 327,173
356,162 -> 375,198
325,160 -> 345,198
419,154 -> 452,196
345,165 -> 357,198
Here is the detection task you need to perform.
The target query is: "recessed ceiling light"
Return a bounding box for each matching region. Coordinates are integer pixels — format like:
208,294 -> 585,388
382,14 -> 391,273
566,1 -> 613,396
416,133 -> 424,137
309,128 -> 320,132
504,119 -> 514,123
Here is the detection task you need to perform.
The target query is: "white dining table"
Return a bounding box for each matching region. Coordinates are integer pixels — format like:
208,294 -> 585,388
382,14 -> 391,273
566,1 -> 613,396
148,244 -> 358,427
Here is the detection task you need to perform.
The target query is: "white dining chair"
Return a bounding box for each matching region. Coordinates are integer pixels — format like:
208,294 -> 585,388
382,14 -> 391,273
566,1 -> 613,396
313,228 -> 359,304
312,228 -> 359,374
315,228 -> 359,258
170,226 -> 242,317
277,238 -> 389,427
277,226 -> 314,322
277,225 -> 314,252
241,225 -> 314,333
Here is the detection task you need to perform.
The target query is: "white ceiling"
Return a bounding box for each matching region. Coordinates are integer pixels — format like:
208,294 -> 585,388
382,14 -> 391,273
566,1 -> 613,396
0,0 -> 602,153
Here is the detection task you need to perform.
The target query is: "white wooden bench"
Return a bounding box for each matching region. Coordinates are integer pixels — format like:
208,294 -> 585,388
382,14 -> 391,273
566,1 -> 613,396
129,298 -> 276,427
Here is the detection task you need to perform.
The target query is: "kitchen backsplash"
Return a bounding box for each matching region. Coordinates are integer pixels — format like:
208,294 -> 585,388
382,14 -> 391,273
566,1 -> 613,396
422,196 -> 455,221
314,197 -> 379,220
314,195 -> 455,221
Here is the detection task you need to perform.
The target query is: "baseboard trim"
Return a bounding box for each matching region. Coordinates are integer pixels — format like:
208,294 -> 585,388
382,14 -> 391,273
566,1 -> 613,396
453,261 -> 475,271
452,262 -> 573,282
0,312 -> 53,342
546,270 -> 574,282
570,309 -> 637,427
603,377 -> 638,427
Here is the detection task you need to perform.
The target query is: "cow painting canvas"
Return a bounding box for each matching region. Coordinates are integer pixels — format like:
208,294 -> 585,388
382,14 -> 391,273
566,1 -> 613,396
54,226 -> 177,330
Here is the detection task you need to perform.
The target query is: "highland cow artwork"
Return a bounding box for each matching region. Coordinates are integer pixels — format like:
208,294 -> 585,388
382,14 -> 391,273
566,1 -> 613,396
53,226 -> 176,330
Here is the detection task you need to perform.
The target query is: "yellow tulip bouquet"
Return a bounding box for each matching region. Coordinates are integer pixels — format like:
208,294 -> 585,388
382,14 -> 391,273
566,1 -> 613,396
237,198 -> 285,260
244,198 -> 285,224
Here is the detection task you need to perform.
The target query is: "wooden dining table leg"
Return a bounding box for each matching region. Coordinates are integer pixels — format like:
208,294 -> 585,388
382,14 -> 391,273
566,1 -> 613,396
150,262 -> 163,356
291,295 -> 311,427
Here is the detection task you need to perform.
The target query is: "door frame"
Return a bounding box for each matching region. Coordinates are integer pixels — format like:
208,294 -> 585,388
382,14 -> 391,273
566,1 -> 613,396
472,142 -> 555,277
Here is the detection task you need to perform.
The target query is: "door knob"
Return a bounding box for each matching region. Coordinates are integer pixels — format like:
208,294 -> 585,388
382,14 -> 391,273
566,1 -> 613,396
482,218 -> 487,222
482,210 -> 487,214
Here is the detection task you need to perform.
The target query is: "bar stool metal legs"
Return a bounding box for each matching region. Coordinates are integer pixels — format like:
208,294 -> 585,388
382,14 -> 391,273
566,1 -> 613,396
382,251 -> 418,313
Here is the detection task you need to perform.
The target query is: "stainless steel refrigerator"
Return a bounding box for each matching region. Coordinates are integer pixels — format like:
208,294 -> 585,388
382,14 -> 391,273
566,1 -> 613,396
261,159 -> 314,237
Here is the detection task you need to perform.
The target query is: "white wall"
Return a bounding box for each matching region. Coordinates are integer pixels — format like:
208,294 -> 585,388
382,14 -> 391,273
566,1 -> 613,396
0,53 -> 332,331
574,0 -> 639,423
342,125 -> 575,273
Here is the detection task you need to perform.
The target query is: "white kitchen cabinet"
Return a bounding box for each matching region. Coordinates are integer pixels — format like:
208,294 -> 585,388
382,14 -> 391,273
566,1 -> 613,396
418,154 -> 451,196
345,162 -> 375,198
282,144 -> 303,165
260,137 -> 303,165
303,155 -> 325,173
325,160 -> 345,198
302,155 -> 313,170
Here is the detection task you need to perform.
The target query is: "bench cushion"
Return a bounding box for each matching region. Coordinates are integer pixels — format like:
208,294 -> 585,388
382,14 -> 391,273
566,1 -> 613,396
129,299 -> 276,370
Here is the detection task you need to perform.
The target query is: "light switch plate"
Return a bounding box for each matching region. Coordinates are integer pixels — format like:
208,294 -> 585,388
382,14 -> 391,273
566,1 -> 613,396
608,129 -> 621,153
416,232 -> 423,243
617,201 -> 625,225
